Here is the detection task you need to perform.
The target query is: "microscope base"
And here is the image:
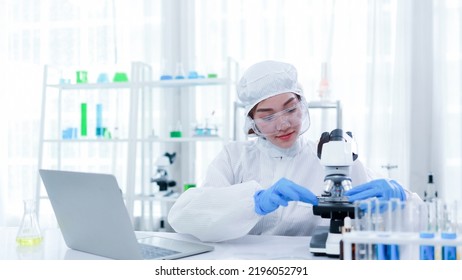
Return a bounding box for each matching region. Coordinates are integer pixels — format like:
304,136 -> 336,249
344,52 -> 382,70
325,232 -> 342,256
309,226 -> 329,255
309,226 -> 342,257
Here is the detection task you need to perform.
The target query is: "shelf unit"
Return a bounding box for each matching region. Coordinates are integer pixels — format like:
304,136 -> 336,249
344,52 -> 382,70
36,60 -> 237,230
307,100 -> 342,129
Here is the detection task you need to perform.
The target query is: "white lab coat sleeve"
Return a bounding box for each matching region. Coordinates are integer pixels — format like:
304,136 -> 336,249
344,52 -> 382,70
403,187 -> 424,205
168,181 -> 262,242
406,191 -> 423,203
168,144 -> 263,242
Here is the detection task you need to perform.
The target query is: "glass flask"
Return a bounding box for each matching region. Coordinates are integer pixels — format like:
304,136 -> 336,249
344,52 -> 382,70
16,199 -> 43,246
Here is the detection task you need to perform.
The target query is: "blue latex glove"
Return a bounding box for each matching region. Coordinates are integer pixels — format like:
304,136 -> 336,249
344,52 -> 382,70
345,179 -> 406,202
254,178 -> 318,215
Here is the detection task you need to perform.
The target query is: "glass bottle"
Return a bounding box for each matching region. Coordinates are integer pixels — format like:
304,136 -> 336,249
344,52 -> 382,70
16,199 -> 43,246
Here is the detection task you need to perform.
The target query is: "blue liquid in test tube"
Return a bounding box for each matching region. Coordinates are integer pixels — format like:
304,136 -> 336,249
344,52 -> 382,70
376,244 -> 400,260
441,232 -> 457,260
419,232 -> 435,260
389,244 -> 400,260
440,200 -> 458,260
96,104 -> 103,137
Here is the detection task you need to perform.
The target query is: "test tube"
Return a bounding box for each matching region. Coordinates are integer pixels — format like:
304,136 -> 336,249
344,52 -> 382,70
386,199 -> 401,260
354,199 -> 373,260
371,198 -> 400,260
96,103 -> 103,137
370,198 -> 383,260
420,199 -> 437,260
441,201 -> 458,260
339,216 -> 353,260
397,198 -> 425,260
419,232 -> 435,260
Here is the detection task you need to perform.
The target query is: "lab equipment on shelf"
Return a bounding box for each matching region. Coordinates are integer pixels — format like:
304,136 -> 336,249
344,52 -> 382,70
76,70 -> 88,84
62,127 -> 78,139
193,125 -> 218,137
160,60 -> 218,80
96,103 -> 103,137
169,121 -> 182,138
80,103 -> 87,137
187,71 -> 198,79
151,152 -> 177,192
62,102 -> 114,139
174,63 -> 186,79
112,72 -> 129,82
97,73 -> 109,83
193,111 -> 219,137
183,183 -> 196,191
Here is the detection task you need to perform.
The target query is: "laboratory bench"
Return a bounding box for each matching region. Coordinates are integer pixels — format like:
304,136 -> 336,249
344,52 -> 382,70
0,227 -> 331,260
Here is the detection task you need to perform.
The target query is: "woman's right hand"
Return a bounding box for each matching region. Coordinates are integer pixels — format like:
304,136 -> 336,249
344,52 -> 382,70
254,178 -> 318,215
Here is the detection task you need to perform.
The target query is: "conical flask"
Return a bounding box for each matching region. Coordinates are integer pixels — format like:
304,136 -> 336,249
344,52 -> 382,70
16,199 -> 43,246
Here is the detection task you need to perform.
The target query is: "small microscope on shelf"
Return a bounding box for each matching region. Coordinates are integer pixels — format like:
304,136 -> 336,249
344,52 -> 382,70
309,128 -> 358,257
151,152 -> 177,192
149,152 -> 178,231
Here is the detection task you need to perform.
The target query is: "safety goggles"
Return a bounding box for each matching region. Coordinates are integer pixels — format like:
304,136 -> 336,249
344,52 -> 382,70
250,101 -> 310,137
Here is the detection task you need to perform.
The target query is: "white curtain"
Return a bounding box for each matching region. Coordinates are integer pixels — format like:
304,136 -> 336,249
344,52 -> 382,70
432,0 -> 462,204
2,0 -> 459,227
191,0 -> 410,182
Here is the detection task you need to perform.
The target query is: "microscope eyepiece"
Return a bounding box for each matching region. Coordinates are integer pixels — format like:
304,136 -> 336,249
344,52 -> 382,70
329,128 -> 344,141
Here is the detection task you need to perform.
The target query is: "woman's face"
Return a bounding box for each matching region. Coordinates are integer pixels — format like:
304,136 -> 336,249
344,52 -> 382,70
252,92 -> 302,149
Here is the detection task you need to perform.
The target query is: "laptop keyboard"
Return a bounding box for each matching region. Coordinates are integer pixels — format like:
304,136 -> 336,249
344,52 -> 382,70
139,243 -> 180,259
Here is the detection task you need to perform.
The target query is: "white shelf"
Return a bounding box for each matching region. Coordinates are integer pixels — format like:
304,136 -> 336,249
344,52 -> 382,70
308,100 -> 341,109
47,82 -> 133,90
46,78 -> 228,90
134,194 -> 178,203
140,136 -> 224,143
43,137 -> 224,143
43,139 -> 130,143
141,78 -> 228,87
37,59 -> 237,231
308,100 -> 342,129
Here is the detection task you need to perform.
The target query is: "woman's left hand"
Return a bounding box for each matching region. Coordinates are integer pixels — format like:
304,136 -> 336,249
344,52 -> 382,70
345,179 -> 406,202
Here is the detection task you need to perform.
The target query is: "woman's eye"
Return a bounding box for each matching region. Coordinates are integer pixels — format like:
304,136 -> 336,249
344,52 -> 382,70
262,115 -> 275,121
286,104 -> 300,113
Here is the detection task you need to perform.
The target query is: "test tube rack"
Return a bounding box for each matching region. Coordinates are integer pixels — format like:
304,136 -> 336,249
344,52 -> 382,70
342,231 -> 462,260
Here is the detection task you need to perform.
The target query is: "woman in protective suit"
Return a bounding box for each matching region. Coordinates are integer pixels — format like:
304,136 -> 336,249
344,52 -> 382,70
168,60 -> 422,242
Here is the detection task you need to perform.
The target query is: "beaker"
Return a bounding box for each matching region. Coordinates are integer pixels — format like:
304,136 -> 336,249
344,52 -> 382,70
16,199 -> 43,246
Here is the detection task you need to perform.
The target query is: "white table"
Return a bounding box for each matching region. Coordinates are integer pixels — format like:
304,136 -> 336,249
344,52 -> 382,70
0,227 -> 331,260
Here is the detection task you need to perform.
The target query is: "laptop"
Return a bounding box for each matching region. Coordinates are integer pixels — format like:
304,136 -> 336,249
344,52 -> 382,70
39,169 -> 214,260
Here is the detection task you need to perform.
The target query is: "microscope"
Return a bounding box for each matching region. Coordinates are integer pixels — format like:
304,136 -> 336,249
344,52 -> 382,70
309,128 -> 358,257
148,152 -> 177,232
151,152 -> 177,192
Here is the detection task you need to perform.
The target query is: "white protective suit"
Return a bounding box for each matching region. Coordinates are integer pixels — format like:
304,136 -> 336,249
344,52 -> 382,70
168,135 -> 409,242
168,60 -> 423,242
